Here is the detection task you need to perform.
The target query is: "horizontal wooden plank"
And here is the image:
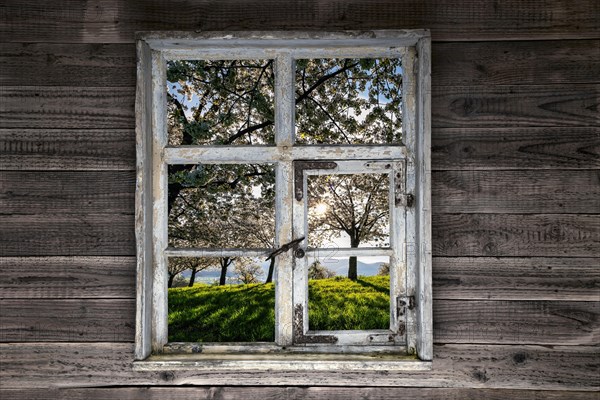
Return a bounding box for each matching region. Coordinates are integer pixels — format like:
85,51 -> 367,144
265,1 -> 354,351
432,127 -> 600,170
0,257 -> 135,298
432,170 -> 600,214
2,126 -> 597,172
0,43 -> 136,87
1,214 -> 596,257
2,256 -> 595,301
433,257 -> 600,301
2,40 -> 597,88
433,40 -> 600,86
0,0 -> 598,43
0,87 -> 134,129
0,214 -> 135,256
4,84 -> 594,131
433,300 -> 599,345
0,343 -> 597,389
2,170 -> 596,215
0,298 -> 595,345
0,171 -> 135,214
432,84 -> 599,128
2,387 -> 597,400
0,299 -> 134,342
432,214 -> 600,257
0,129 -> 135,171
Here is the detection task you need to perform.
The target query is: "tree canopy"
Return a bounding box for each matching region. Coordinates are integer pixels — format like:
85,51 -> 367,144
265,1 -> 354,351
166,57 -> 402,284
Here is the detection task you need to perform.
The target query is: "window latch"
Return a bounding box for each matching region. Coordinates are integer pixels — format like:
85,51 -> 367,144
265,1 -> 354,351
265,237 -> 305,261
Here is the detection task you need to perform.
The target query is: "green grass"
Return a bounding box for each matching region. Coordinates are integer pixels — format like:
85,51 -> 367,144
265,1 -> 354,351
308,275 -> 390,331
168,275 -> 390,342
168,282 -> 275,342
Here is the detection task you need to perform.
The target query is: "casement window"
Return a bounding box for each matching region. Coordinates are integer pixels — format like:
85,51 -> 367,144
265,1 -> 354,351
134,31 -> 432,371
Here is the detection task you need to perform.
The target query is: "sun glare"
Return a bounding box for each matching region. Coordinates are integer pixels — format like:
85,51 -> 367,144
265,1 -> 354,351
314,202 -> 329,216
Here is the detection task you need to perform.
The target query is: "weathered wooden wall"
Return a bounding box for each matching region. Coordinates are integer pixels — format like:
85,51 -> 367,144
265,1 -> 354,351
1,1 -> 598,398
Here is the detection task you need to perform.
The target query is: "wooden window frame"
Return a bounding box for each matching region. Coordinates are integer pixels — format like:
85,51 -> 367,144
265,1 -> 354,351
134,30 -> 432,371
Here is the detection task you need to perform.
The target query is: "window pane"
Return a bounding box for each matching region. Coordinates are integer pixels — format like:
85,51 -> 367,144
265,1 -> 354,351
168,257 -> 275,342
295,58 -> 402,144
168,163 -> 275,249
307,173 -> 390,249
308,257 -> 390,331
167,60 -> 275,145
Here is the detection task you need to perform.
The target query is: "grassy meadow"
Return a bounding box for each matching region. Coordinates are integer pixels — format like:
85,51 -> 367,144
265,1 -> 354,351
168,275 -> 390,342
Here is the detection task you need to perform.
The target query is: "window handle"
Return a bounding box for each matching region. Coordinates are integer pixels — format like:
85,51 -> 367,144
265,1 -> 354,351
265,237 -> 305,261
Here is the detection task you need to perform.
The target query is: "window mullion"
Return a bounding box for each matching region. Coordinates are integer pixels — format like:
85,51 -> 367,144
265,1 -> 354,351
274,52 -> 295,345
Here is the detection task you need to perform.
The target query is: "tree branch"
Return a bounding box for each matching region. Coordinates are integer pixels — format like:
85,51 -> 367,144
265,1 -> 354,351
295,61 -> 359,105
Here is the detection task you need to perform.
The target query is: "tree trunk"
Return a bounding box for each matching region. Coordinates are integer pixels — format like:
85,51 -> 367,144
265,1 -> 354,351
188,267 -> 197,287
348,256 -> 358,280
219,257 -> 230,285
168,273 -> 175,288
348,236 -> 360,280
265,257 -> 275,283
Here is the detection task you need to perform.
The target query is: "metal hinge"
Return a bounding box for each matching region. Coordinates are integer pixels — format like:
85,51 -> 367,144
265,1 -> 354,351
396,193 -> 415,208
397,295 -> 416,318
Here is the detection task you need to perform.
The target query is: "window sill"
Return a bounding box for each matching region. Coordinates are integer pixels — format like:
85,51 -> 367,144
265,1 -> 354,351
133,352 -> 432,372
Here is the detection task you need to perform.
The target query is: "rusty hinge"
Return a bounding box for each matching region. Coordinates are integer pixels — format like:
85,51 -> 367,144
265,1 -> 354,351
294,161 -> 338,201
397,295 -> 416,318
396,193 -> 415,208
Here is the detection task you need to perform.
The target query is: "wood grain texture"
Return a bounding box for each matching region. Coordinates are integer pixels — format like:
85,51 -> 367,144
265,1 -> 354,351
432,127 -> 600,170
0,343 -> 597,389
0,298 -> 595,345
2,40 -> 597,88
433,300 -> 599,345
0,129 -> 135,171
3,127 -> 597,172
432,257 -> 600,301
0,87 -> 134,129
0,299 -> 134,342
2,256 -> 595,301
1,214 -> 596,257
3,84 -> 596,131
2,387 -> 598,400
432,170 -> 600,214
0,0 -> 598,43
433,40 -> 600,86
432,84 -> 600,128
0,171 -> 135,214
0,257 -> 135,299
432,214 -> 600,257
0,214 -> 135,256
0,43 -> 136,87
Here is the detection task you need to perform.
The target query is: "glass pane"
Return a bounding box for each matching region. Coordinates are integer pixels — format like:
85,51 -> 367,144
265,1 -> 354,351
295,58 -> 402,144
168,257 -> 275,342
308,257 -> 390,331
307,173 -> 390,249
167,59 -> 275,145
168,163 -> 275,249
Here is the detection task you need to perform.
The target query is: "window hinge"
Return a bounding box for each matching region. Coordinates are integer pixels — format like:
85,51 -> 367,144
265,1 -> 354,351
397,295 -> 416,318
396,193 -> 415,208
